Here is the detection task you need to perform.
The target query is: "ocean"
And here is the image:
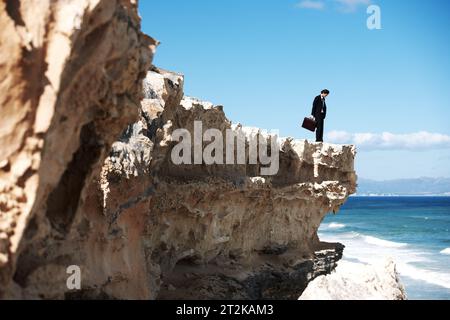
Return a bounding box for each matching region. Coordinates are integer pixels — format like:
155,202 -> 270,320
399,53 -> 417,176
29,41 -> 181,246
319,196 -> 450,300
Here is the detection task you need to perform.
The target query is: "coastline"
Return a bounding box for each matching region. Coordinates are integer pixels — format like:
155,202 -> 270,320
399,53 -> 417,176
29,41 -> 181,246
319,196 -> 450,300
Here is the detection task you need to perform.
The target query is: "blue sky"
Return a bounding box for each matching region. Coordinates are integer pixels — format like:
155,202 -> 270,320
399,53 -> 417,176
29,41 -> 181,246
139,0 -> 450,180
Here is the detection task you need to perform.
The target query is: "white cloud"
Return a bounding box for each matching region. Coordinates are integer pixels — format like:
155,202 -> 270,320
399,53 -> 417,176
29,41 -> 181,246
326,131 -> 450,151
296,0 -> 325,10
334,0 -> 371,12
296,0 -> 371,12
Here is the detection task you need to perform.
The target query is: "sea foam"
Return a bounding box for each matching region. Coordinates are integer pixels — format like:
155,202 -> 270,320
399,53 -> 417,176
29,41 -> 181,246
328,222 -> 346,229
363,235 -> 408,248
319,231 -> 450,290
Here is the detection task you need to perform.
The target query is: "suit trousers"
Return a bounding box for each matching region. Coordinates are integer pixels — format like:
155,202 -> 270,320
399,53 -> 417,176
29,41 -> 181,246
316,119 -> 324,142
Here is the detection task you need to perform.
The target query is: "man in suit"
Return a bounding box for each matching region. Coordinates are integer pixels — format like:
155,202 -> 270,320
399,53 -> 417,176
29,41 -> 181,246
311,89 -> 330,142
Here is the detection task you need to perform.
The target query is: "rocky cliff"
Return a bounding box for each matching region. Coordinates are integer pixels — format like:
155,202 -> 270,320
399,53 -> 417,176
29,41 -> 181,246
0,1 -> 356,299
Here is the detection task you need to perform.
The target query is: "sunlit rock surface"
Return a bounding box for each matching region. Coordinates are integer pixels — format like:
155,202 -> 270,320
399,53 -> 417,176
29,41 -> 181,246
300,258 -> 407,300
0,1 -> 357,299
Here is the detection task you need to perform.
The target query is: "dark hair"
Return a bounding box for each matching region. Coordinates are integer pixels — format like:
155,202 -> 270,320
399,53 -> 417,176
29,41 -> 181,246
321,89 -> 330,94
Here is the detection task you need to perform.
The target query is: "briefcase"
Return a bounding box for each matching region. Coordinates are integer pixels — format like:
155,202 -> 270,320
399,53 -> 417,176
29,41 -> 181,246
302,117 -> 316,132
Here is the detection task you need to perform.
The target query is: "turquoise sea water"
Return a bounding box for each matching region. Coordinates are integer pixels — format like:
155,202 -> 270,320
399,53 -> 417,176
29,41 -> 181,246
319,196 -> 450,300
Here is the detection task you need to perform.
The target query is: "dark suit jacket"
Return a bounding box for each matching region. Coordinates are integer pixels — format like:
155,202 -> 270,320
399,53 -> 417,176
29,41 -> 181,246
311,95 -> 327,120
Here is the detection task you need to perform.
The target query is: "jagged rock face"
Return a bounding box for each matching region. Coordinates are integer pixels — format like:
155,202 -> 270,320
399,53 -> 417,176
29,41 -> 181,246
0,0 -> 154,298
0,1 -> 357,300
90,68 -> 357,299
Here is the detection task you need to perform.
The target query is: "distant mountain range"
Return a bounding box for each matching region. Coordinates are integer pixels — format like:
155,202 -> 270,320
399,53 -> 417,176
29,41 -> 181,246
356,177 -> 450,196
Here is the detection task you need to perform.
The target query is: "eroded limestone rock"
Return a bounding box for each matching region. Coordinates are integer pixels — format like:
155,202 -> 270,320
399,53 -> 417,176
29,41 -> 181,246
1,1 -> 357,300
90,68 -> 357,299
299,258 -> 407,300
0,0 -> 154,298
